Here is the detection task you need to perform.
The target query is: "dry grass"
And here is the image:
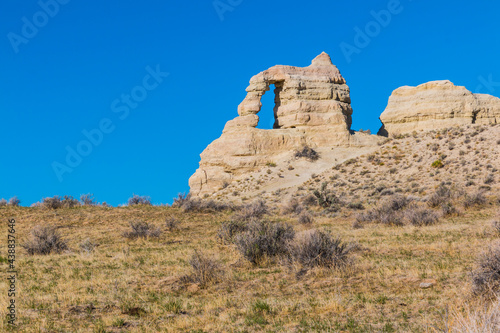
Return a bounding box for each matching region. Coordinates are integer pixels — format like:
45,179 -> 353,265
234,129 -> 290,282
0,201 -> 499,332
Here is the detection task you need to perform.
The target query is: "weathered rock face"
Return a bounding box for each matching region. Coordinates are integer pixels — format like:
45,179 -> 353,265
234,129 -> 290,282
189,52 -> 370,197
379,80 -> 500,136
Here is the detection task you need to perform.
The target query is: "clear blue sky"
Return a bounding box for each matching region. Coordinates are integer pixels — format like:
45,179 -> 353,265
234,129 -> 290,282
1,0 -> 499,206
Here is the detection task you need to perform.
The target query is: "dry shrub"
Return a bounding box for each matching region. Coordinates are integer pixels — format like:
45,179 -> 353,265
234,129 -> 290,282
175,193 -> 232,213
385,195 -> 412,211
0,198 -> 20,207
8,197 -> 20,207
427,183 -> 460,208
464,191 -> 487,210
441,202 -> 459,217
217,220 -> 248,244
301,194 -> 318,207
404,207 -> 439,226
427,193 -> 448,208
281,198 -> 303,215
61,196 -> 81,208
235,221 -> 295,264
287,229 -> 351,269
485,174 -> 495,185
172,193 -> 190,207
40,195 -> 80,209
233,200 -> 268,222
185,250 -> 225,288
352,220 -> 364,229
472,242 -> 500,297
447,300 -> 500,332
79,239 -> 97,254
23,226 -> 68,255
380,188 -> 395,196
492,220 -> 500,235
80,194 -> 96,206
313,182 -> 342,209
123,220 -> 161,239
127,195 -> 152,206
165,216 -> 181,231
294,146 -> 320,161
356,195 -> 411,226
347,202 -> 365,210
297,211 -> 314,225
40,196 -> 61,209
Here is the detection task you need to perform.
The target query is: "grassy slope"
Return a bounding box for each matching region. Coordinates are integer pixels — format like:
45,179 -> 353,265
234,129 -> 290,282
0,203 -> 499,332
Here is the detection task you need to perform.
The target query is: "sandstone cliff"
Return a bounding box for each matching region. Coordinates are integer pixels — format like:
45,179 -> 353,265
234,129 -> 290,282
189,53 -> 379,198
379,80 -> 500,136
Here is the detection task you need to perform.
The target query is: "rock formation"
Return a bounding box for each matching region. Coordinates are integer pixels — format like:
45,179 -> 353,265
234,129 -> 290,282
189,52 -> 377,198
379,80 -> 500,136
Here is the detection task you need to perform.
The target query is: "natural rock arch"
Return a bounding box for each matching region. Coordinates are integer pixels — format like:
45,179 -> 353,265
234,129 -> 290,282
189,52 -> 372,197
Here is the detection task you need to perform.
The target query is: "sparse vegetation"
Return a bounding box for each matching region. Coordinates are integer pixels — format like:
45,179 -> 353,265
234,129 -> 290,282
492,219 -> 500,235
294,145 -> 320,161
313,182 -> 342,210
233,199 -> 268,222
297,211 -> 314,225
23,225 -> 68,255
39,195 -> 80,209
356,195 -> 412,227
287,229 -> 351,269
485,174 -> 495,185
472,242 -> 500,297
184,250 -> 225,288
1,124 -> 499,332
80,193 -> 96,206
217,220 -> 248,244
281,198 -> 303,215
235,221 -> 294,264
165,216 -> 181,231
8,196 -> 20,206
428,185 -> 449,207
431,159 -> 444,168
123,220 -> 161,239
174,193 -> 232,212
0,197 -> 20,207
463,191 -> 487,209
79,238 -> 97,254
127,194 -> 152,206
404,207 -> 439,226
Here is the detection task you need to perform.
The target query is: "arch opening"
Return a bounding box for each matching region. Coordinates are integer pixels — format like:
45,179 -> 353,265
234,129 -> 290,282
256,82 -> 283,129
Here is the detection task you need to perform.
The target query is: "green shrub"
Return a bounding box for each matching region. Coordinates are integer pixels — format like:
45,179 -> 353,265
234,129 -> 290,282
431,160 -> 444,168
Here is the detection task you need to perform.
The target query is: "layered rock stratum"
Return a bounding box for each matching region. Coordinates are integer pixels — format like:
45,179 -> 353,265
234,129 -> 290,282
379,80 -> 500,136
189,52 -> 380,198
189,55 -> 500,200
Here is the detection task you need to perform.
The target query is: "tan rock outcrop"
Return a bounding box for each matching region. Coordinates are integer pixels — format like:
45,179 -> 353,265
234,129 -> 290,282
379,80 -> 500,136
189,52 -> 378,198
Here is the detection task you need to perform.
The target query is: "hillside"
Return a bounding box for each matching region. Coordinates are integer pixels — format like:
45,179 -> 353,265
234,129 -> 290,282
0,124 -> 499,332
218,124 -> 500,207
